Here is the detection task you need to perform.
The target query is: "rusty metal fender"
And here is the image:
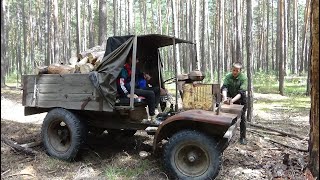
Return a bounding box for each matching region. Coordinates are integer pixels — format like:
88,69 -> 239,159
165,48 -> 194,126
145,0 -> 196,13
152,109 -> 238,151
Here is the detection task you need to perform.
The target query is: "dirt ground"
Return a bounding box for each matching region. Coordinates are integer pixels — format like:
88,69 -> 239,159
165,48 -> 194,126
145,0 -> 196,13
1,88 -> 312,180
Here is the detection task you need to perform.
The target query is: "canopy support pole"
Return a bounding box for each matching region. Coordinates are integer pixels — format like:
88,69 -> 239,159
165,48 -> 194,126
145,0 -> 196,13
172,37 -> 178,112
129,35 -> 138,109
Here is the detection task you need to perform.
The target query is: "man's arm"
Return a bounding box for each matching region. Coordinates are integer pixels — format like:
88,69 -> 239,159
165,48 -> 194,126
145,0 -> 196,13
221,75 -> 230,102
222,89 -> 228,102
119,69 -> 138,98
231,94 -> 241,103
232,74 -> 247,103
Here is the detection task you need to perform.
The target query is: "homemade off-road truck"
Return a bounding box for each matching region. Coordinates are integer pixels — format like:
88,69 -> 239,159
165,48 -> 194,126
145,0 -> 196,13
22,34 -> 243,179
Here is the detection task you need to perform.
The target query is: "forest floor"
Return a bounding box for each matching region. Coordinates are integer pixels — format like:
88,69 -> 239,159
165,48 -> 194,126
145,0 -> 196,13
1,87 -> 313,180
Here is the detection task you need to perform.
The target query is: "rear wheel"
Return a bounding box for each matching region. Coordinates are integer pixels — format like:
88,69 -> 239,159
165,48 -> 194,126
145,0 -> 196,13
163,130 -> 221,180
41,108 -> 87,161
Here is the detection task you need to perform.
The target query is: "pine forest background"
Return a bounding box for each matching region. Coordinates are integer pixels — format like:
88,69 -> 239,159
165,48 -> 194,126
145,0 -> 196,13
0,0 -> 311,93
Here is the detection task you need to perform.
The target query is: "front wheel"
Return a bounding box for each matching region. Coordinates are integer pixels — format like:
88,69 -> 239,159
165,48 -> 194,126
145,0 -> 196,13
163,130 -> 222,180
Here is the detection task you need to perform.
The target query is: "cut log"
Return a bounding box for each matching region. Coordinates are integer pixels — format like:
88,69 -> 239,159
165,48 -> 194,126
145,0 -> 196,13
79,63 -> 94,74
78,45 -> 103,59
35,66 -> 48,75
68,56 -> 78,65
47,64 -> 76,74
78,57 -> 89,65
1,135 -> 38,155
88,51 -> 105,64
94,56 -> 103,69
74,64 -> 80,73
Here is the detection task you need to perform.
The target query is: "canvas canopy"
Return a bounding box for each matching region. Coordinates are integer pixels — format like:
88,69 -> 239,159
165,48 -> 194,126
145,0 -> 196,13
89,34 -> 194,111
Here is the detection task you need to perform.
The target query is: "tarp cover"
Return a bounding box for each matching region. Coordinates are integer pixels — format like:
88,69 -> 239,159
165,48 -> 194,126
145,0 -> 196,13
89,36 -> 134,111
89,34 -> 194,112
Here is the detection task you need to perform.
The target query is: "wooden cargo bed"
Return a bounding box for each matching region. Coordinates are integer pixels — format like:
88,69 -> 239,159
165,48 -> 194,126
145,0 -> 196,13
22,74 -> 109,112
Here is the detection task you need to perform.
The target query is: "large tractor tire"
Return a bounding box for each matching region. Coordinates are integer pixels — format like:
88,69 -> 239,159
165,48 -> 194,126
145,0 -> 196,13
163,130 -> 222,180
41,108 -> 87,161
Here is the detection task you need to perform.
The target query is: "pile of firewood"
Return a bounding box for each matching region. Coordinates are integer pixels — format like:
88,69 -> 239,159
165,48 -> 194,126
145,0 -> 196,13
36,45 -> 105,75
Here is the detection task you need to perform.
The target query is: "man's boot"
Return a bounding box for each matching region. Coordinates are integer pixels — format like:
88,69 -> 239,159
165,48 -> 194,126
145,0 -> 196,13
239,120 -> 247,145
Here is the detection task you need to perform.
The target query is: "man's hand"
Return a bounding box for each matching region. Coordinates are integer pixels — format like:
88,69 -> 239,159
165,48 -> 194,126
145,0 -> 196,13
223,97 -> 233,105
127,94 -> 138,98
144,73 -> 151,81
160,88 -> 168,96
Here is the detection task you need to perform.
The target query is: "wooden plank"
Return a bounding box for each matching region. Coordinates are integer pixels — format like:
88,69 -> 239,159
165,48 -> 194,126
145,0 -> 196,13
220,104 -> 243,116
25,93 -> 36,107
37,93 -> 96,102
24,74 -> 92,85
24,76 -> 36,93
38,84 -> 94,94
39,74 -> 92,85
37,100 -> 101,111
25,92 -> 104,111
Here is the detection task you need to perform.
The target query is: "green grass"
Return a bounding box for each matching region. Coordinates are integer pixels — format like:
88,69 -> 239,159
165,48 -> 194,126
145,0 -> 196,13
256,93 -> 310,117
5,72 -> 22,84
104,159 -> 151,179
253,72 -> 308,96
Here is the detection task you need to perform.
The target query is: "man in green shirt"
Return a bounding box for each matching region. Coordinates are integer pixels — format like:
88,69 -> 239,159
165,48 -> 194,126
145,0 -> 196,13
221,62 -> 247,145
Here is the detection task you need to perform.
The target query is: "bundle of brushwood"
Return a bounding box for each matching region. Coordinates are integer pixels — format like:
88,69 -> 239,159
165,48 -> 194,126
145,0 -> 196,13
36,45 -> 105,75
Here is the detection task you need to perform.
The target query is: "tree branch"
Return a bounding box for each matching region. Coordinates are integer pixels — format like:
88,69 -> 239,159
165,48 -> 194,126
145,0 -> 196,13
247,129 -> 308,152
1,135 -> 38,155
248,122 -> 307,140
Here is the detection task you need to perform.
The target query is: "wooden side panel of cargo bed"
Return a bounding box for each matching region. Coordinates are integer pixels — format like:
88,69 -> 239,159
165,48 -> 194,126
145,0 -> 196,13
23,74 -> 106,111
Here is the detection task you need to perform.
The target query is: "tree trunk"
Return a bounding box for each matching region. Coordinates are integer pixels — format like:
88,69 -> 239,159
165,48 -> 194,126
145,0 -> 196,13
113,0 -> 117,35
22,0 -> 27,74
88,0 -> 94,47
299,0 -> 311,75
82,0 -> 87,52
45,0 -> 51,66
200,0 -> 205,72
283,0 -> 288,75
143,0 -> 147,34
188,0 -> 194,72
157,0 -> 162,34
221,0 -> 225,75
309,0 -> 319,178
246,0 -> 253,122
195,0 -> 200,70
205,0 -> 211,79
271,0 -> 274,71
128,0 -> 133,34
276,1 -> 280,76
98,0 -> 107,45
292,0 -> 298,74
266,0 -> 269,73
236,0 -> 242,64
28,1 -> 35,71
279,0 -> 284,95
171,0 -> 181,74
118,0 -> 122,34
217,0 -> 222,84
76,0 -> 81,56
1,0 -> 6,87
53,0 -> 59,63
